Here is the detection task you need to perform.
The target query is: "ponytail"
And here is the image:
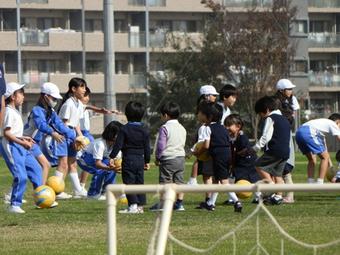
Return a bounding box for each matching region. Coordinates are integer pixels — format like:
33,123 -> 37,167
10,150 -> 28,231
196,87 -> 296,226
58,77 -> 87,113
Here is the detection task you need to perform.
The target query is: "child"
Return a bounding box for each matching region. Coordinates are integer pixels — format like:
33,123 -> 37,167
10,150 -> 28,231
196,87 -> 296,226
1,82 -> 43,213
57,77 -> 87,198
197,101 -> 242,212
23,82 -> 75,184
187,85 -> 218,186
224,114 -> 261,203
77,121 -> 122,200
110,101 -> 151,214
78,86 -> 118,189
274,78 -> 300,203
332,150 -> 340,183
295,113 -> 340,184
218,84 -> 238,124
150,102 -> 186,211
253,96 -> 290,205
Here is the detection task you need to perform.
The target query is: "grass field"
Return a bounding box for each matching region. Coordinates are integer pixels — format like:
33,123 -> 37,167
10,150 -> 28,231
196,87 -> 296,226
1,153 -> 340,255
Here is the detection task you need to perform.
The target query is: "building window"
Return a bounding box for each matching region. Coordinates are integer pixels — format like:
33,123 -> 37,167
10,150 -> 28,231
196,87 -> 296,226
85,19 -> 94,32
310,20 -> 332,33
115,60 -> 128,74
291,20 -> 307,34
86,60 -> 104,74
173,20 -> 200,33
115,20 -> 127,33
291,60 -> 308,74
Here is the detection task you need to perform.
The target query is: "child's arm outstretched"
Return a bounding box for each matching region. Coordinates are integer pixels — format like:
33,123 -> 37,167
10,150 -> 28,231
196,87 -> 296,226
86,105 -> 121,115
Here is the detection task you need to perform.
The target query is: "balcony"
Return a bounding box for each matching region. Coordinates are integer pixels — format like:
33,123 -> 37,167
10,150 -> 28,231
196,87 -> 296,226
308,33 -> 340,48
128,0 -> 166,7
129,31 -> 167,48
21,29 -> 49,46
309,70 -> 340,88
21,0 -> 48,3
221,0 -> 272,8
308,0 -> 340,8
129,73 -> 146,89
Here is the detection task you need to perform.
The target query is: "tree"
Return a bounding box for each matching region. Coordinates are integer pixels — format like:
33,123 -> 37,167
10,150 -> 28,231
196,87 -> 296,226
148,0 -> 297,141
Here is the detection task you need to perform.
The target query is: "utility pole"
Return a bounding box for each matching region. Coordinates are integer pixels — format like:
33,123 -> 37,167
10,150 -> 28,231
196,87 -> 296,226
104,0 -> 116,125
81,0 -> 86,79
16,0 -> 22,84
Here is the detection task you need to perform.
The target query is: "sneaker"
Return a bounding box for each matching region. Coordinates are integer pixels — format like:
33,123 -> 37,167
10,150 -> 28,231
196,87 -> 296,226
98,195 -> 106,201
196,202 -> 215,211
138,206 -> 144,213
4,193 -> 27,204
8,205 -> 25,214
251,197 -> 260,204
223,199 -> 235,205
73,188 -> 88,199
264,194 -> 283,205
150,203 -> 163,212
87,194 -> 101,200
282,197 -> 294,204
173,203 -> 185,211
234,201 -> 243,213
187,178 -> 197,185
36,201 -> 59,209
56,192 -> 73,200
119,206 -> 142,214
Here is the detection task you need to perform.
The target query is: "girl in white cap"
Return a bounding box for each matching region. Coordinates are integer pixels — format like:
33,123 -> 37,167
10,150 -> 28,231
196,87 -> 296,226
0,82 -> 43,213
274,78 -> 300,203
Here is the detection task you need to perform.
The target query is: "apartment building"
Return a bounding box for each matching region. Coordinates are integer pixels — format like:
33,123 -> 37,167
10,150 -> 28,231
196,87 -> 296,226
0,0 -> 336,132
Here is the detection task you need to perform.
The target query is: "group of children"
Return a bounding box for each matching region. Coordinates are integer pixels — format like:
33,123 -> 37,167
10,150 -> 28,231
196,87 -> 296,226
2,73 -> 340,214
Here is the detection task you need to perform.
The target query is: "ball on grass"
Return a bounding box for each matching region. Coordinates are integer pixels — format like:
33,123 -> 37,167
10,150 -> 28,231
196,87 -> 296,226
33,185 -> 56,208
193,142 -> 211,161
235,179 -> 252,199
46,176 -> 65,194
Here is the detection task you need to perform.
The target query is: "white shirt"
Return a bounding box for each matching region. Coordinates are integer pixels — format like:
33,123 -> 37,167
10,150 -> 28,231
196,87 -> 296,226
59,97 -> 84,128
197,124 -> 211,142
291,96 -> 300,111
3,105 -> 23,138
85,138 -> 121,160
218,102 -> 231,124
302,119 -> 340,137
80,108 -> 91,131
253,110 -> 282,152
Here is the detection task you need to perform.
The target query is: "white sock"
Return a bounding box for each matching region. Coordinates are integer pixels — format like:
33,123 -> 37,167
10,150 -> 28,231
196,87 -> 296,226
255,191 -> 262,199
229,192 -> 239,203
69,172 -> 82,193
55,170 -> 64,178
207,192 -> 218,206
316,178 -> 324,184
284,173 -> 294,200
307,178 -> 315,184
80,183 -> 86,188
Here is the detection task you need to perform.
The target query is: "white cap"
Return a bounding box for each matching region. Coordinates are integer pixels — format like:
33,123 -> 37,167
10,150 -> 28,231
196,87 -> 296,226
41,82 -> 62,99
4,82 -> 25,99
199,85 -> 219,96
276,79 -> 296,90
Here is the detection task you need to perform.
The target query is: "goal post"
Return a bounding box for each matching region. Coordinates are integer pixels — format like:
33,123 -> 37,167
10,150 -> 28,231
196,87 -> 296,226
106,183 -> 340,255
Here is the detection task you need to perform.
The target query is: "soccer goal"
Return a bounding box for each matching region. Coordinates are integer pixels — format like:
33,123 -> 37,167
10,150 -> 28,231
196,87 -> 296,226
105,183 -> 340,255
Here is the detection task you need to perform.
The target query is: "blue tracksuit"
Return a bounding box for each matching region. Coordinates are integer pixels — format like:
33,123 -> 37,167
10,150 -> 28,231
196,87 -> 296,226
77,152 -> 116,196
24,104 -> 76,164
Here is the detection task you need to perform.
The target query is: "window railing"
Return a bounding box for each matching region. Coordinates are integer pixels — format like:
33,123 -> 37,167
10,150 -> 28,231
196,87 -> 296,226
20,29 -> 49,46
21,0 -> 48,3
129,31 -> 167,48
221,0 -> 272,8
128,0 -> 166,7
308,0 -> 340,8
309,71 -> 340,87
129,74 -> 146,89
22,72 -> 49,88
308,33 -> 340,48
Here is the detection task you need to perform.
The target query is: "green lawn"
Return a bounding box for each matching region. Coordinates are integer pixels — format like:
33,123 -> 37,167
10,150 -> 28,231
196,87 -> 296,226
1,154 -> 340,255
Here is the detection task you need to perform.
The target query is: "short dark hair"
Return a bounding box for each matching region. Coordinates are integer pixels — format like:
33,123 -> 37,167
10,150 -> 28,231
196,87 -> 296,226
160,102 -> 180,119
224,114 -> 244,129
125,101 -> 145,122
102,121 -> 123,141
197,101 -> 222,123
219,84 -> 237,101
329,113 -> 340,122
5,88 -> 24,105
254,96 -> 278,114
84,87 -> 91,97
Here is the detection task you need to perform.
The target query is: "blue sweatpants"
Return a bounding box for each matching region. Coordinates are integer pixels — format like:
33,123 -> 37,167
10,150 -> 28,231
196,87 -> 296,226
1,141 -> 43,206
77,152 -> 116,196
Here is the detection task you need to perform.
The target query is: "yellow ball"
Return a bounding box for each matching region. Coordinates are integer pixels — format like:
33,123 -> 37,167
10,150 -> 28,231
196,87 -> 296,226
114,158 -> 122,169
326,166 -> 337,182
119,195 -> 128,205
194,142 -> 211,161
235,179 -> 252,199
74,136 -> 90,151
33,185 -> 56,208
46,176 -> 65,194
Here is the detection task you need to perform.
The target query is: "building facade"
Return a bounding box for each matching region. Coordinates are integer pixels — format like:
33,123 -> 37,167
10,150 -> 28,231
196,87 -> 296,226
0,0 -> 337,133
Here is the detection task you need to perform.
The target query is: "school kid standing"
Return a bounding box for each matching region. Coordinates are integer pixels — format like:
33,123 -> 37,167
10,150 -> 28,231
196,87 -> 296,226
23,82 -> 75,184
150,102 -> 186,211
110,101 -> 151,214
197,101 -> 242,212
295,113 -> 340,184
253,96 -> 290,205
78,121 -> 122,200
1,82 -> 43,213
57,77 -> 87,198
